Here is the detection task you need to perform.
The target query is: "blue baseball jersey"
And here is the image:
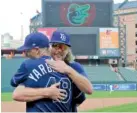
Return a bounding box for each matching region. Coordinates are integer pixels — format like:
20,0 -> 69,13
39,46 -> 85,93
69,62 -> 87,112
11,56 -> 73,112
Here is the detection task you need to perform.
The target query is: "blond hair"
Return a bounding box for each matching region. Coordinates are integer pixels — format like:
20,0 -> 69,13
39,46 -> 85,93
39,47 -> 50,56
25,47 -> 50,58
64,49 -> 75,63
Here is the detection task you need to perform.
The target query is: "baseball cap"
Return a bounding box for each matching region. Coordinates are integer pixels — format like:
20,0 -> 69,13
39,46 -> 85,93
50,31 -> 71,47
17,32 -> 49,51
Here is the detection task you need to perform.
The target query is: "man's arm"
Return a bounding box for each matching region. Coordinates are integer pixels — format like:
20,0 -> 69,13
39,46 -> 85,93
10,62 -> 29,87
13,85 -> 46,102
46,60 -> 93,94
13,83 -> 66,102
11,62 -> 44,102
66,67 -> 92,94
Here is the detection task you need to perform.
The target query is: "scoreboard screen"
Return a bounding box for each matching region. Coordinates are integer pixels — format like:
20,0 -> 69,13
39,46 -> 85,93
70,34 -> 97,55
42,0 -> 113,27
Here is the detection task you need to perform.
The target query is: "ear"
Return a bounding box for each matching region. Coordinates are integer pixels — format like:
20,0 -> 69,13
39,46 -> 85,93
33,47 -> 39,54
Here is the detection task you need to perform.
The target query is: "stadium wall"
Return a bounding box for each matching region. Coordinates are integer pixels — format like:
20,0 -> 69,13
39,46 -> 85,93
1,57 -> 137,92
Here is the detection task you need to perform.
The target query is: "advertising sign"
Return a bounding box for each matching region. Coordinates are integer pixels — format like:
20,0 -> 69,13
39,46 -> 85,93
107,84 -> 137,91
99,28 -> 120,57
93,84 -> 107,90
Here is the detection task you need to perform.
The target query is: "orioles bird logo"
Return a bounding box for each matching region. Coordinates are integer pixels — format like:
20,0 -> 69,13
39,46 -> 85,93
67,4 -> 91,25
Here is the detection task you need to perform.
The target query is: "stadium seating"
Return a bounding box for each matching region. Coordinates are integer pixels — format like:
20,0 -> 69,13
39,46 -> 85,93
83,65 -> 123,82
119,67 -> 137,82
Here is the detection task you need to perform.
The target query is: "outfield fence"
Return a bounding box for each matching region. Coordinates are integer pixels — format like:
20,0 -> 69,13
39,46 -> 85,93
93,83 -> 137,91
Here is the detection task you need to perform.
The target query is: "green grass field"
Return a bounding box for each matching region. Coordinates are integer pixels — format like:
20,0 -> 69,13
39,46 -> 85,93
2,91 -> 137,101
87,102 -> 137,112
1,92 -> 13,101
2,91 -> 137,112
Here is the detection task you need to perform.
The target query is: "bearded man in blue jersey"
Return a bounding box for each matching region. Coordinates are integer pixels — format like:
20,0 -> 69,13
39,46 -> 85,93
47,31 -> 93,111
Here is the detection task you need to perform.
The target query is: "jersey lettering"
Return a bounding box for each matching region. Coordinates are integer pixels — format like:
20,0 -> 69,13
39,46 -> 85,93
28,63 -> 55,82
28,73 -> 38,82
32,69 -> 42,79
45,63 -> 53,72
59,78 -> 71,103
38,64 -> 47,75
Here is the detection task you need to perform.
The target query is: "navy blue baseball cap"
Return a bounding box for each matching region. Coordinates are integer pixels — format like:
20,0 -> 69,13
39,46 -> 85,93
17,32 -> 49,51
50,31 -> 71,47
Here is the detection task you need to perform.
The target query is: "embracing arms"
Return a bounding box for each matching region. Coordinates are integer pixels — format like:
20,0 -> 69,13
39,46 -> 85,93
46,60 -> 93,94
12,83 -> 66,102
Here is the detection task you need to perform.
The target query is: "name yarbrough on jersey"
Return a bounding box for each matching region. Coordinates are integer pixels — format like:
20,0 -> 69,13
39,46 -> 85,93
28,62 -> 56,82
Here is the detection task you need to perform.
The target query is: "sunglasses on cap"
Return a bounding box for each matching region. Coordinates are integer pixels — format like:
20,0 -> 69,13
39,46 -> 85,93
51,43 -> 68,51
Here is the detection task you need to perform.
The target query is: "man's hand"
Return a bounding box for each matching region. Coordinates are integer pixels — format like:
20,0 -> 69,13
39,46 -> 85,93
46,59 -> 71,73
46,82 -> 66,102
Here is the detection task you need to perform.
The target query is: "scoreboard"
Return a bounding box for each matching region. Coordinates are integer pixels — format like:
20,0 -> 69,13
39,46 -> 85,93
42,0 -> 113,27
41,0 -> 120,59
70,34 -> 97,55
